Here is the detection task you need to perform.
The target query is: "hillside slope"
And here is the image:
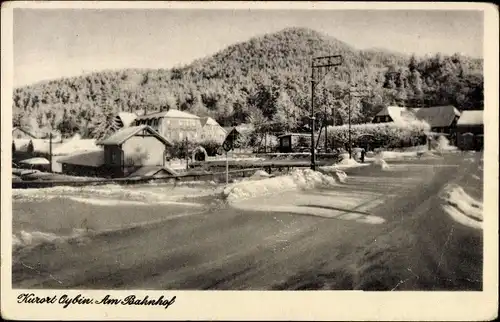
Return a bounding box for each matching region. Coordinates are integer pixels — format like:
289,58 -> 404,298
13,27 -> 483,139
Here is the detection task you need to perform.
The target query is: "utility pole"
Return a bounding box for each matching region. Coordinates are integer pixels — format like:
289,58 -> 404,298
324,100 -> 328,153
331,106 -> 335,150
347,84 -> 372,159
310,55 -> 343,170
49,132 -> 53,173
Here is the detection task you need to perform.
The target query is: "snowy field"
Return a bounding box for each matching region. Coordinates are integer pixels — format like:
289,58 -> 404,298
12,150 -> 483,258
12,181 -> 225,252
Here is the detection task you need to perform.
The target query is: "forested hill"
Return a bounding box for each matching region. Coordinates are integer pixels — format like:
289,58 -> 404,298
13,27 -> 483,139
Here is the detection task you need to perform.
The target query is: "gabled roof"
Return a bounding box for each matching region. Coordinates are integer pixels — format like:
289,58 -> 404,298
114,112 -> 138,128
374,106 -> 419,124
96,125 -> 173,146
12,127 -> 37,138
224,123 -> 254,135
457,110 -> 483,126
57,150 -> 105,167
128,166 -> 178,178
414,105 -> 461,128
200,116 -> 222,127
134,109 -> 200,121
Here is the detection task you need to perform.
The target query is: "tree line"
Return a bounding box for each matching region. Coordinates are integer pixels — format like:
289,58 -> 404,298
12,27 -> 483,142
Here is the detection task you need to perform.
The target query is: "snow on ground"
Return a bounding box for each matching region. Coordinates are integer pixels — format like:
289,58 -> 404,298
317,166 -> 348,183
378,150 -> 419,160
251,170 -> 271,179
373,158 -> 390,170
229,181 -> 386,224
12,182 -> 223,252
435,136 -> 458,152
13,182 -> 223,204
223,169 -> 342,203
441,184 -> 483,230
13,228 -> 90,250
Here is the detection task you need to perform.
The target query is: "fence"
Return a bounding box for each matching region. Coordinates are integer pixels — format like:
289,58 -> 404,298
12,167 -> 270,189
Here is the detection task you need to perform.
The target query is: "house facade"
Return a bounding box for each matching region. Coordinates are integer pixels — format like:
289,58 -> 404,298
456,110 -> 483,151
200,117 -> 227,143
133,108 -> 203,142
97,125 -> 173,178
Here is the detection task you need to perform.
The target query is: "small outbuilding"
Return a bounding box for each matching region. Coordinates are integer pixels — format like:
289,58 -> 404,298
96,125 -> 173,178
58,151 -> 106,177
456,110 -> 483,151
278,133 -> 313,153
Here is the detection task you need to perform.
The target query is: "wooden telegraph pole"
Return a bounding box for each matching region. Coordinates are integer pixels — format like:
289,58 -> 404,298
310,55 -> 343,170
347,84 -> 372,159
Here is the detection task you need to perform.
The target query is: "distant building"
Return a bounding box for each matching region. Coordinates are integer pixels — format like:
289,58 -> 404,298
414,105 -> 461,134
278,133 -> 315,153
372,106 -> 418,124
223,124 -> 254,149
112,112 -> 138,131
456,110 -> 483,151
372,105 -> 461,134
133,108 -> 202,142
200,117 -> 227,143
96,125 -> 173,178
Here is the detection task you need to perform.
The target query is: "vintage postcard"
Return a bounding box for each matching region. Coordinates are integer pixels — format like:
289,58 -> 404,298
1,1 -> 498,320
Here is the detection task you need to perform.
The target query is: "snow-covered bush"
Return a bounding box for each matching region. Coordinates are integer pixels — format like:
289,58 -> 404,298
326,120 -> 430,149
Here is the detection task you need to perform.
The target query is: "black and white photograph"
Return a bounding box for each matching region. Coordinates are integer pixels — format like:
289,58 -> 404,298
1,1 -> 498,320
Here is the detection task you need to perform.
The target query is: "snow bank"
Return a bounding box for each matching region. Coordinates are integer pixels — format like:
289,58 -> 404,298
418,150 -> 443,159
318,166 -> 348,183
251,170 -> 271,179
373,158 -> 390,170
441,184 -> 482,230
338,156 -> 360,166
13,228 -> 89,251
223,169 -> 340,203
435,136 -> 457,152
13,183 -> 222,203
378,150 -> 418,160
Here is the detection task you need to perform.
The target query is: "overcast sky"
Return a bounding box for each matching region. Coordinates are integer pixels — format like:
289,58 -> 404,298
14,8 -> 483,87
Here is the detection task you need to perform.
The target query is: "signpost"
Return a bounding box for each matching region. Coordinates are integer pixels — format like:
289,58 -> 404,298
222,140 -> 233,185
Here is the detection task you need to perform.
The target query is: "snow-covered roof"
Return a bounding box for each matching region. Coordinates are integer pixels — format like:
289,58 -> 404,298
414,105 -> 461,128
135,109 -> 200,120
200,116 -> 222,127
375,106 -> 420,124
97,125 -> 172,146
457,110 -> 483,126
115,112 -> 138,128
58,150 -> 105,167
52,138 -> 101,156
375,105 -> 460,127
19,157 -> 50,165
127,166 -> 178,178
